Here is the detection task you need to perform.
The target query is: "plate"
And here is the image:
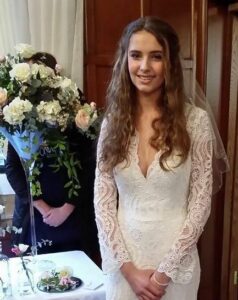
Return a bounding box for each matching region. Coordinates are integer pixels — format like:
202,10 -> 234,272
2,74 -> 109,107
37,276 -> 82,293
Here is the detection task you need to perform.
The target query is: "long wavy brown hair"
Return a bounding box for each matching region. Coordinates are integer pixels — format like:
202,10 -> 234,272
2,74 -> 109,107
99,16 -> 190,172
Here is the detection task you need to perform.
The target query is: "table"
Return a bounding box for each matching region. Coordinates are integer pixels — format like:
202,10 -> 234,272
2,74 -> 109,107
8,250 -> 105,300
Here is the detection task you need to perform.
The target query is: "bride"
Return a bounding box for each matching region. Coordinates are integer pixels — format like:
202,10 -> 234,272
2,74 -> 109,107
93,16 -> 223,300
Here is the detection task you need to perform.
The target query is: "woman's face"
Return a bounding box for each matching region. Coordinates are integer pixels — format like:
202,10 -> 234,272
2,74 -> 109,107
127,30 -> 165,99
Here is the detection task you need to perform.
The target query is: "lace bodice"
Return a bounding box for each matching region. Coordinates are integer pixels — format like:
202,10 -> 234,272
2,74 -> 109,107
94,105 -> 213,284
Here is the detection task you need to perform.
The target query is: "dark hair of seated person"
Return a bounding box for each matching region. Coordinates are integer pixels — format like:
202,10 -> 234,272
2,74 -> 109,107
25,52 -> 57,71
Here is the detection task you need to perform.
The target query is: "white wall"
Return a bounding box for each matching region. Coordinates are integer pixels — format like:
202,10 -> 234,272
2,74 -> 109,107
0,174 -> 15,195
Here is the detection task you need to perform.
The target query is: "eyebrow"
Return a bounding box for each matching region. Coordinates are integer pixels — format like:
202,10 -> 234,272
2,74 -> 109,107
128,50 -> 163,54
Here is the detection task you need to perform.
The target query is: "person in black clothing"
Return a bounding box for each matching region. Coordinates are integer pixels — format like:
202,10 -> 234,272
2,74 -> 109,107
6,128 -> 99,259
5,52 -> 99,261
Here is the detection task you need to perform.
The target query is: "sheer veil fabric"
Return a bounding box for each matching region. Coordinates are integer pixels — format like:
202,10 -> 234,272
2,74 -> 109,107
184,81 -> 230,194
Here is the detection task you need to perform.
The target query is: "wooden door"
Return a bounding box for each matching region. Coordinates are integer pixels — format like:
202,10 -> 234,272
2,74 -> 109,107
84,0 -> 194,107
222,9 -> 238,300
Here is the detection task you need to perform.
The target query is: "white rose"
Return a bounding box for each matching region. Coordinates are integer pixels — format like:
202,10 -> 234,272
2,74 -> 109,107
9,63 -> 31,82
15,43 -> 36,59
75,109 -> 90,131
91,111 -> 98,123
30,63 -> 39,76
60,78 -> 72,89
18,243 -> 29,253
60,78 -> 78,96
0,88 -> 7,107
36,100 -> 62,125
38,65 -> 54,79
3,97 -> 33,125
0,205 -> 5,215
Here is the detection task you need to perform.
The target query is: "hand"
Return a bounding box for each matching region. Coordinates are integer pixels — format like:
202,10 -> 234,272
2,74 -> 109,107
33,199 -> 52,216
151,271 -> 170,286
43,203 -> 75,227
120,262 -> 166,300
150,271 -> 170,297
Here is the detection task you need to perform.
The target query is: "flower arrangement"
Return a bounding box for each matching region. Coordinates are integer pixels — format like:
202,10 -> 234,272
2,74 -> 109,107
0,204 -> 23,237
0,43 -> 101,198
37,266 -> 80,292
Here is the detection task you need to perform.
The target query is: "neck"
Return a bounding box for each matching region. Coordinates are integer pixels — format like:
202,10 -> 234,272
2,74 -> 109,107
136,91 -> 162,115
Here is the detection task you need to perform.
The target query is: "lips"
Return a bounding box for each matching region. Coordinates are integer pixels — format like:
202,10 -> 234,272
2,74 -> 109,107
137,74 -> 155,83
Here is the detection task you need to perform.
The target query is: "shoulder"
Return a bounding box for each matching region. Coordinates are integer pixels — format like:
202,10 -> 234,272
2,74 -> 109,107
185,103 -> 208,123
185,103 -> 211,128
185,103 -> 213,139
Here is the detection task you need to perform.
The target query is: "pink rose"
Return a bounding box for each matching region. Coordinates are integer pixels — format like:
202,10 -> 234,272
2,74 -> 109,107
0,88 -> 7,107
90,102 -> 97,112
55,64 -> 62,74
75,109 -> 90,131
11,247 -> 21,256
0,56 -> 6,63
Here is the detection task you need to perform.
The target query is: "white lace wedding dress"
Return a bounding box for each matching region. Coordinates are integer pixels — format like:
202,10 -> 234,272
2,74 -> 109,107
94,105 -> 213,300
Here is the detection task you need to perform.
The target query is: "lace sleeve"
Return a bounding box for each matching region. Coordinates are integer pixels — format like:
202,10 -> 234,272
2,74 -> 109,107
94,120 -> 131,274
157,108 -> 213,284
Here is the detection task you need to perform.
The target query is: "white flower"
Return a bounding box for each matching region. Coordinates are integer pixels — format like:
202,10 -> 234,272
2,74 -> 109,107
38,65 -> 54,79
91,111 -> 98,123
0,205 -> 5,215
18,243 -> 29,253
75,109 -> 90,131
30,63 -> 39,76
0,88 -> 7,107
15,43 -> 36,59
36,100 -> 62,125
59,78 -> 78,95
9,63 -> 31,82
3,97 -> 33,125
60,78 -> 72,89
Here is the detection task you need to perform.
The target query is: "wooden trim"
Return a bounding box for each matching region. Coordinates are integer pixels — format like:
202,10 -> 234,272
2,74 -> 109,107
191,0 -> 196,94
140,0 -> 144,17
228,3 -> 238,12
142,0 -> 151,16
196,0 -> 208,91
84,0 -> 95,55
221,12 -> 238,300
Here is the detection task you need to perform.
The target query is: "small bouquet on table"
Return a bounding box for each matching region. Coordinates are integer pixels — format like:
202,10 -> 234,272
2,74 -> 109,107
0,44 -> 101,260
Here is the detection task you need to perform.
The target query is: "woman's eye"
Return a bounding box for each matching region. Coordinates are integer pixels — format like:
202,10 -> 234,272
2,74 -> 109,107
129,52 -> 141,59
151,53 -> 163,60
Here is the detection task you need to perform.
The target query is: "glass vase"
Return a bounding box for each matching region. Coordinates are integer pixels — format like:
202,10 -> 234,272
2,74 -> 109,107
0,127 -> 42,258
0,242 -> 11,299
17,259 -> 35,296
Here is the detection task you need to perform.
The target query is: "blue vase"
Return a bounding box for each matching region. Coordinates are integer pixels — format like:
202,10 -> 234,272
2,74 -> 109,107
0,127 -> 42,160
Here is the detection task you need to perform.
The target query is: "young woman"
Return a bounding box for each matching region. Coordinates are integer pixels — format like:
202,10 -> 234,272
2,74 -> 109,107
94,16 -> 220,300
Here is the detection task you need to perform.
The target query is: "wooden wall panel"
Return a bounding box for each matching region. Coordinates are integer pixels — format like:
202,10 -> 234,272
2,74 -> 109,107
85,0 -> 194,106
206,7 -> 224,121
225,12 -> 238,300
85,0 -> 142,104
145,0 -> 192,58
95,66 -> 112,108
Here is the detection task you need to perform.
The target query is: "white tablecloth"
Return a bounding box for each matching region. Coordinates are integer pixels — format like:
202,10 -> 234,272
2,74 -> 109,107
8,250 -> 105,300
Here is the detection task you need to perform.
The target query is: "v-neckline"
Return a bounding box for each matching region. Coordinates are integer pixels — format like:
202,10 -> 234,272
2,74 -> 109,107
133,131 -> 161,180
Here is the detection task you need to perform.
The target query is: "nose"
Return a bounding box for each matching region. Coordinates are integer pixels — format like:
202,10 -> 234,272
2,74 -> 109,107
140,57 -> 150,71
